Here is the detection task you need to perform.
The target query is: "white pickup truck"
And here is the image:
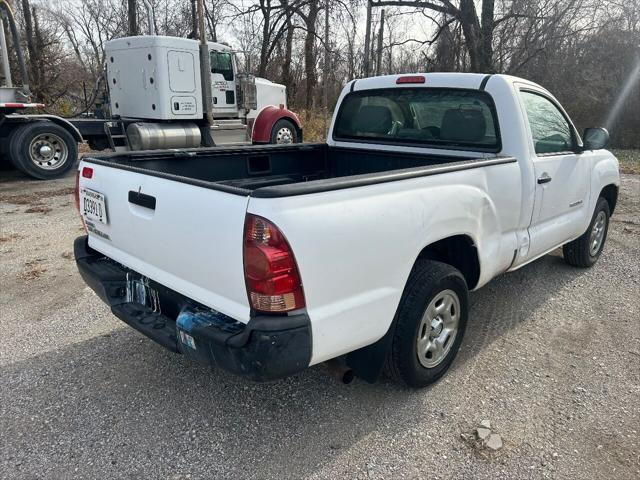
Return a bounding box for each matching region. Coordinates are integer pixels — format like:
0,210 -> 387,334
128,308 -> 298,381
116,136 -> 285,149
74,73 -> 619,387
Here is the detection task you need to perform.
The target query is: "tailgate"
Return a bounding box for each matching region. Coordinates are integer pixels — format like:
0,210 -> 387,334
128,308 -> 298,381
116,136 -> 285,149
78,160 -> 251,323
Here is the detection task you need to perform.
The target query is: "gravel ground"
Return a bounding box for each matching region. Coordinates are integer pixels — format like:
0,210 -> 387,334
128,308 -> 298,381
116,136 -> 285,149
1,169 -> 639,480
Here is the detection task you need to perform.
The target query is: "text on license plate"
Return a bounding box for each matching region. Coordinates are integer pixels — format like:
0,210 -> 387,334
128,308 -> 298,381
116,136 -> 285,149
80,187 -> 108,224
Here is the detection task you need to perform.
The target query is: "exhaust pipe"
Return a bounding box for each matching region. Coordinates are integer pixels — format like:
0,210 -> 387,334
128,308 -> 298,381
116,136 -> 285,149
0,0 -> 29,92
325,358 -> 354,385
142,0 -> 156,35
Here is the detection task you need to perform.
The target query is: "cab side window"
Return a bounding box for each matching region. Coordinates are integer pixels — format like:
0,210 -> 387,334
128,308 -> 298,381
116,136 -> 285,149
520,91 -> 574,154
210,52 -> 234,81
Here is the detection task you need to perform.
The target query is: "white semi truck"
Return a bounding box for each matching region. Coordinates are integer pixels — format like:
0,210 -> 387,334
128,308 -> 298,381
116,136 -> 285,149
80,35 -> 302,153
0,0 -> 301,180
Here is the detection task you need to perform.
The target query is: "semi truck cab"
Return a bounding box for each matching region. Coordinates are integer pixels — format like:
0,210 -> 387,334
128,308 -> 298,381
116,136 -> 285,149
103,36 -> 300,150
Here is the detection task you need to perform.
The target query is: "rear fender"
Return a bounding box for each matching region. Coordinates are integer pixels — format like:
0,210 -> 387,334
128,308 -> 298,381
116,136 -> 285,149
3,114 -> 83,142
251,106 -> 301,143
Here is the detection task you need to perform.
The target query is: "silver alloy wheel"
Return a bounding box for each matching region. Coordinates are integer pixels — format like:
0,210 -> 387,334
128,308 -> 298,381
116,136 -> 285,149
275,127 -> 294,144
416,289 -> 460,368
589,210 -> 607,256
28,133 -> 69,170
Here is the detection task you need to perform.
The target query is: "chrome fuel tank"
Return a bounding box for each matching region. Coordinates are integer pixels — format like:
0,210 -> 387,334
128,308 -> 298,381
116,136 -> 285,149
127,122 -> 201,150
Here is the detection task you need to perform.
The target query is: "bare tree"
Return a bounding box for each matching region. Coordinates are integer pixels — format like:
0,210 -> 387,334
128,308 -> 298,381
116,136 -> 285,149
128,0 -> 137,36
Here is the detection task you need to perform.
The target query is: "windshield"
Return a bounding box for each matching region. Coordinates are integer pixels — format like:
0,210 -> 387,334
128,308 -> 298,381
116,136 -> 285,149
210,51 -> 234,81
333,88 -> 500,151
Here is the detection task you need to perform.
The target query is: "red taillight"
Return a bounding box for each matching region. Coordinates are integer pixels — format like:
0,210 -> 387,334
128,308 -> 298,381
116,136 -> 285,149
82,166 -> 93,178
243,214 -> 305,313
396,75 -> 426,84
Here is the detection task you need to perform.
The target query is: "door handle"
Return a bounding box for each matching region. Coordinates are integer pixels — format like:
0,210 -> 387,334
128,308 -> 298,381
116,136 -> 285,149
537,173 -> 552,184
128,190 -> 156,210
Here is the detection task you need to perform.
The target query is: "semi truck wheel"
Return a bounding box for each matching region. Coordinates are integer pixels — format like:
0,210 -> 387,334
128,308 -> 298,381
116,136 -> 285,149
8,122 -> 78,180
385,260 -> 469,388
270,119 -> 299,144
563,197 -> 610,268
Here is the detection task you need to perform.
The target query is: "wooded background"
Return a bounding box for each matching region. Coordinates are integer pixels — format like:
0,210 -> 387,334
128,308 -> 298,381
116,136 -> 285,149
4,0 -> 639,147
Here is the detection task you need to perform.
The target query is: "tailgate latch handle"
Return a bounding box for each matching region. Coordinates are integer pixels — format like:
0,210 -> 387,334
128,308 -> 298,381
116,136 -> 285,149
128,190 -> 156,210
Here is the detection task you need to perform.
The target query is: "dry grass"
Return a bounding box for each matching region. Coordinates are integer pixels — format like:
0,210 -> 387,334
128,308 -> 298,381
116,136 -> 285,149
613,149 -> 640,175
298,110 -> 331,143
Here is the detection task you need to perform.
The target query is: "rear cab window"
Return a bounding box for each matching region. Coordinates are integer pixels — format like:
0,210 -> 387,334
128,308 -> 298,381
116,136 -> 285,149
333,88 -> 501,152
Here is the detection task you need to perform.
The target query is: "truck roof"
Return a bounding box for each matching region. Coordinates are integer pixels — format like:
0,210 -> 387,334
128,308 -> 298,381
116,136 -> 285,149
106,35 -> 233,52
352,72 -> 547,95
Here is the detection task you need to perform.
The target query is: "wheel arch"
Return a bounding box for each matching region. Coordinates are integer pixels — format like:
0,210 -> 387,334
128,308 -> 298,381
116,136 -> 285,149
251,106 -> 302,143
347,234 -> 479,383
599,184 -> 618,215
3,114 -> 83,142
415,234 -> 481,290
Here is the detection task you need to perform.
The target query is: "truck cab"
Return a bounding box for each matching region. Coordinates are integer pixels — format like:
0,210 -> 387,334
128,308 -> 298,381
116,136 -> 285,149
104,35 -> 299,150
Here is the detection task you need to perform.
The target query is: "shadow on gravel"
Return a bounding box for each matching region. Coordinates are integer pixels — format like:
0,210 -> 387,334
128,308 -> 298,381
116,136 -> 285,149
455,249 -> 590,370
1,250 -> 593,478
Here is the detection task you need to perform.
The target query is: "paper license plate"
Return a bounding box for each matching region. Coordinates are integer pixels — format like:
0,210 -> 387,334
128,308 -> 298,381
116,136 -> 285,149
80,187 -> 108,224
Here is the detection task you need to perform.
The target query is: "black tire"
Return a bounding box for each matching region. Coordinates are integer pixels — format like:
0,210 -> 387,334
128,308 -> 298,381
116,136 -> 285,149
386,260 -> 469,388
87,137 -> 110,151
269,119 -> 299,144
8,122 -> 78,180
563,197 -> 610,268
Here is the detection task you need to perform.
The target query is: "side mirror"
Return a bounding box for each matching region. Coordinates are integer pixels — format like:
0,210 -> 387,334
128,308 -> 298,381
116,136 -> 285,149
583,127 -> 609,150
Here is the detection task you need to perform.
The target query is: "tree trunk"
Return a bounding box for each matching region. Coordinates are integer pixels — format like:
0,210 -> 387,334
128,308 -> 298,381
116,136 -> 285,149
479,0 -> 495,72
32,7 -> 44,97
375,9 -> 385,75
128,0 -> 137,36
189,0 -> 197,39
304,0 -> 319,110
21,0 -> 39,89
363,0 -> 372,76
458,0 -> 494,72
457,0 -> 481,71
347,22 -> 356,80
281,0 -> 294,88
323,0 -> 329,115
435,17 -> 457,71
258,0 -> 271,78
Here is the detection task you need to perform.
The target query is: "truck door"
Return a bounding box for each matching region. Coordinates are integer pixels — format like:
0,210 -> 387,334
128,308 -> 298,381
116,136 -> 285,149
209,50 -> 237,117
520,89 -> 590,259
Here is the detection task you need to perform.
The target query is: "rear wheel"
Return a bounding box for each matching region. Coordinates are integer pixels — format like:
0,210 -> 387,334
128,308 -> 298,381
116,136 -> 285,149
386,260 -> 469,388
8,122 -> 78,180
563,197 -> 610,267
269,119 -> 299,144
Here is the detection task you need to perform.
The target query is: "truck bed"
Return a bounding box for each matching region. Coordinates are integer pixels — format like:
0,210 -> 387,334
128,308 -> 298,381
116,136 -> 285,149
83,143 -> 514,198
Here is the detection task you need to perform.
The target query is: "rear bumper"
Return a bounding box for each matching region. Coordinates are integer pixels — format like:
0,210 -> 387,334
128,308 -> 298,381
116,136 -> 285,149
74,235 -> 312,381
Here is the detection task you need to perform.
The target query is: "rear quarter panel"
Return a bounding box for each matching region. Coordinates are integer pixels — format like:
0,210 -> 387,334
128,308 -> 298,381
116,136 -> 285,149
248,161 -> 522,364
